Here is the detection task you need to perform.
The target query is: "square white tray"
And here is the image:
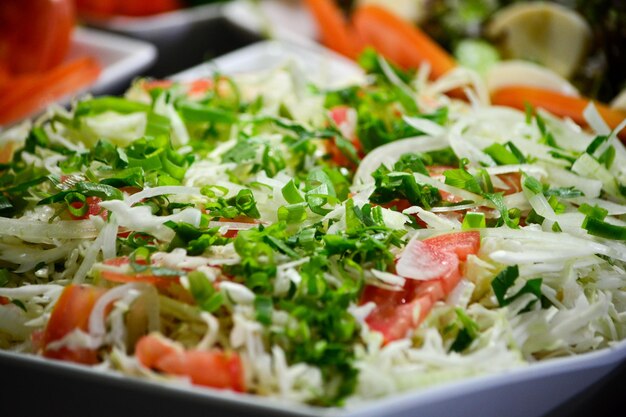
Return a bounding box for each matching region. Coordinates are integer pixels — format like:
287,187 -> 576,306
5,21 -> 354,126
71,27 -> 157,95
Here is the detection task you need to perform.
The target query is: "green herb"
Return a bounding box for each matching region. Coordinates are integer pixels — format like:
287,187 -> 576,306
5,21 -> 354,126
491,265 -> 544,309
187,271 -> 223,313
462,212 -> 486,229
449,308 -> 480,353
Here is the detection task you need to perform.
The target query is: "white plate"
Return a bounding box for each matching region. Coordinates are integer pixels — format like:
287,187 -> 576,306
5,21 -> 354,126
80,4 -> 223,76
71,27 -> 157,95
80,3 -> 223,39
222,0 -> 318,45
172,39 -> 364,89
3,40 -> 626,417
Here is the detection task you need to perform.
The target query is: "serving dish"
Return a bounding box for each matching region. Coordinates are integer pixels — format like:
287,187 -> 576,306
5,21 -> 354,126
79,3 -> 233,77
222,0 -> 318,45
2,39 -> 626,417
71,27 -> 158,96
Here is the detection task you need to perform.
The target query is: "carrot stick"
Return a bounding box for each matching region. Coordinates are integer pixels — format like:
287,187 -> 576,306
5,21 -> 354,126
0,56 -> 101,126
491,86 -> 626,139
352,5 -> 456,79
303,0 -> 362,60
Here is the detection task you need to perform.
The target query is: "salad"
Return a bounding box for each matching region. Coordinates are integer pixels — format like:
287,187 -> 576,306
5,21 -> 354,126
1,45 -> 626,408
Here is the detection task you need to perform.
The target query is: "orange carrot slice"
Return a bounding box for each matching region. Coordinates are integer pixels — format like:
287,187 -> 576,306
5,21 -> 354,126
304,0 -> 362,60
491,86 -> 626,138
352,5 -> 456,79
0,56 -> 101,126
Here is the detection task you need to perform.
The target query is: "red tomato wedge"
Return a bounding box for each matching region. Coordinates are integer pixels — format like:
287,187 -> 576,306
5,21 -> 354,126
491,86 -> 626,140
304,0 -> 363,60
135,333 -> 181,368
362,231 -> 480,343
0,56 -> 101,126
135,334 -> 245,392
361,284 -> 433,343
352,5 -> 456,79
0,0 -> 75,75
42,284 -> 106,364
327,105 -> 362,167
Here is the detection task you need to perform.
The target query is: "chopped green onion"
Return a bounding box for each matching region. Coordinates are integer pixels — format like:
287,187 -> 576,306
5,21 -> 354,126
483,143 -> 520,165
254,296 -> 273,325
462,212 -> 486,229
282,180 -> 305,204
582,217 -> 626,240
64,192 -> 88,217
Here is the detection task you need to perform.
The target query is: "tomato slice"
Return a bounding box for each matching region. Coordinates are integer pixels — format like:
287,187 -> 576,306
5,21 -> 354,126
135,333 -> 181,368
362,231 -> 480,343
100,257 -> 180,286
42,284 -> 106,364
136,334 -> 245,392
421,231 -> 481,263
0,0 -> 75,75
326,105 -> 362,167
361,283 -> 433,343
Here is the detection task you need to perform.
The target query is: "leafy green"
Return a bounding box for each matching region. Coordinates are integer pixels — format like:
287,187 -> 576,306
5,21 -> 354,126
187,271 -> 223,313
449,308 -> 480,353
491,265 -> 545,310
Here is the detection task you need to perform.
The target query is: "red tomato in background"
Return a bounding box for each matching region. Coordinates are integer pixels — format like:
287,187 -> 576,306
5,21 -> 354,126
0,0 -> 75,75
75,0 -> 183,17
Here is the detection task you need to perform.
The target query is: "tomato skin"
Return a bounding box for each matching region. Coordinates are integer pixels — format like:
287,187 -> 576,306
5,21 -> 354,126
135,333 -> 181,368
361,284 -> 433,342
136,334 -> 245,392
422,231 -> 481,263
362,231 -> 480,343
42,285 -> 106,364
0,0 -> 74,75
